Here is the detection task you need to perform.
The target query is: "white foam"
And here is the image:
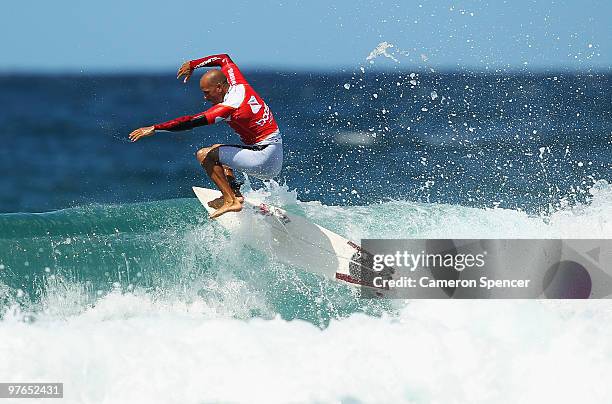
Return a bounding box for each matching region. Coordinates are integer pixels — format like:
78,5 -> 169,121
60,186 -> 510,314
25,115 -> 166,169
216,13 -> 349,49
2,299 -> 612,403
242,179 -> 300,208
2,182 -> 610,403
301,180 -> 612,240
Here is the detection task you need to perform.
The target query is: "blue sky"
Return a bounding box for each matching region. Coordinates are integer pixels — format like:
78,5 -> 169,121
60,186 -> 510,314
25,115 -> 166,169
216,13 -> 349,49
1,0 -> 609,72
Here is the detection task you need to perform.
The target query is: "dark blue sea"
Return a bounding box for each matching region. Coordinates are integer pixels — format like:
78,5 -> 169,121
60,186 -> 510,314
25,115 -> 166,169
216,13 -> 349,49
1,70 -> 610,213
1,69 -> 611,403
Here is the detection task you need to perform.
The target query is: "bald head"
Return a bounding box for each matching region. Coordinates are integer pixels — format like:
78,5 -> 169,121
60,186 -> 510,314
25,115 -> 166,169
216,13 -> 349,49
200,69 -> 228,87
199,69 -> 229,104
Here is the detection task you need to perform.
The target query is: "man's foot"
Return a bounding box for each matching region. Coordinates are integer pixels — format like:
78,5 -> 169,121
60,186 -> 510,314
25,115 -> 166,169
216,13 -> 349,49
208,196 -> 244,209
207,196 -> 224,209
209,199 -> 243,219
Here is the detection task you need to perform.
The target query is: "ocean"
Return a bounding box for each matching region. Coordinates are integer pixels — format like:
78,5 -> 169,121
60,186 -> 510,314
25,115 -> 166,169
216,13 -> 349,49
1,69 -> 611,403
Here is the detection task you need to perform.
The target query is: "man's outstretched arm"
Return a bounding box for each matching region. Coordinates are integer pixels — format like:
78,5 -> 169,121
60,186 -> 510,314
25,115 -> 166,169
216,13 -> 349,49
177,54 -> 232,82
128,104 -> 235,142
189,54 -> 233,70
177,54 -> 246,85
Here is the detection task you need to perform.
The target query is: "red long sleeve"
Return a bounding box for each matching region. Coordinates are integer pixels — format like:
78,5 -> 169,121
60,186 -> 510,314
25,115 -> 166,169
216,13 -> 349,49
153,104 -> 235,132
188,54 -> 247,86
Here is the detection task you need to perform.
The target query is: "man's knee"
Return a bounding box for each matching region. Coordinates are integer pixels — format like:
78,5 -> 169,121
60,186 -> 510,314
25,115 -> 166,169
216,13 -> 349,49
196,146 -> 221,166
195,148 -> 210,164
196,144 -> 222,163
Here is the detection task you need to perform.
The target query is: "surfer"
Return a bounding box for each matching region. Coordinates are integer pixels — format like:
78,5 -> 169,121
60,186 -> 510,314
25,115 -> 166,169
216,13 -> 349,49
128,54 -> 283,218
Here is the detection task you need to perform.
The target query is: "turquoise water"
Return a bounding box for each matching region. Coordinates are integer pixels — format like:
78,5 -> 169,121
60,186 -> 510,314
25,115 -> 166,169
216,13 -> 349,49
2,180 -> 610,323
0,189 -> 393,326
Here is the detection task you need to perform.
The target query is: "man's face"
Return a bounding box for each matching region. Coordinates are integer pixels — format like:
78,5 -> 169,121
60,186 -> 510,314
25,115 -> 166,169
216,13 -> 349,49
200,81 -> 225,105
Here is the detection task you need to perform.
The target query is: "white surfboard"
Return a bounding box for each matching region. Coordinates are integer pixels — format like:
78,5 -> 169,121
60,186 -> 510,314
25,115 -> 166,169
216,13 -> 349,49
192,187 -> 392,296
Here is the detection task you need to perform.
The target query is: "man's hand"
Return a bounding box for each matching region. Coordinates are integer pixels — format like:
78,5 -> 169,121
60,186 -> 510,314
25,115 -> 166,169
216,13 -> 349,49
129,126 -> 155,142
177,61 -> 193,83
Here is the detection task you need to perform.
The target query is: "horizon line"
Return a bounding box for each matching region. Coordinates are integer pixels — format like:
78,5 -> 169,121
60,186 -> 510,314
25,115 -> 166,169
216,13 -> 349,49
1,65 -> 610,76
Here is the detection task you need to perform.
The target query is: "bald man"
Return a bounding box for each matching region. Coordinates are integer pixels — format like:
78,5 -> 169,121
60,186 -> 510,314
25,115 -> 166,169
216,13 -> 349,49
129,54 -> 283,219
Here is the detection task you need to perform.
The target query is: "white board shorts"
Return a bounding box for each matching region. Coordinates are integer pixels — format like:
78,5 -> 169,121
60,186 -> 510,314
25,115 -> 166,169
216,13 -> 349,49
218,133 -> 283,180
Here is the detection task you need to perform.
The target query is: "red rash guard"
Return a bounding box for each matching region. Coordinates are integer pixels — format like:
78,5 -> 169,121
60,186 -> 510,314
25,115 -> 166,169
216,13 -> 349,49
153,54 -> 279,145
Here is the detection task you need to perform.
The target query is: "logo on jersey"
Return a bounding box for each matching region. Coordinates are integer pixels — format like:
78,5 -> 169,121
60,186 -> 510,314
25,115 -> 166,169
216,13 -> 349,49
226,66 -> 237,85
247,95 -> 262,114
255,104 -> 272,126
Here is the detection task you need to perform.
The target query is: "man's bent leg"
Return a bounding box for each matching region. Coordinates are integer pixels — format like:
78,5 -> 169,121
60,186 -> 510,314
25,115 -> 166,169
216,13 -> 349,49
197,146 -> 242,218
205,165 -> 244,209
223,166 -> 244,199
207,166 -> 244,209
